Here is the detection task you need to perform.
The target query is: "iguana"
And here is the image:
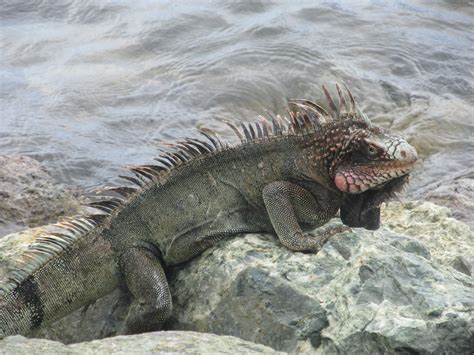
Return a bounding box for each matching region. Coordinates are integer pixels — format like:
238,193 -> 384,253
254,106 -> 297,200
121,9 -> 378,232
0,84 -> 417,338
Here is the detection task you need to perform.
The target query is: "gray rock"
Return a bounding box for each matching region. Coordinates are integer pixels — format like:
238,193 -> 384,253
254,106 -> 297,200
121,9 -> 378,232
0,331 -> 282,354
1,201 -> 473,354
0,155 -> 84,237
382,200 -> 474,275
411,168 -> 474,229
167,202 -> 474,353
31,288 -> 129,344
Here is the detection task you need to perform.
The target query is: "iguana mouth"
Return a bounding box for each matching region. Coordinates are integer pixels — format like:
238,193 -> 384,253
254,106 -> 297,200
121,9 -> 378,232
334,161 -> 416,193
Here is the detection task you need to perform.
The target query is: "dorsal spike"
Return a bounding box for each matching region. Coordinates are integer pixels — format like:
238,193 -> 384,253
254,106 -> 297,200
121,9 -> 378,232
255,122 -> 263,138
248,123 -> 257,139
74,217 -> 96,230
264,110 -> 276,122
140,165 -> 167,174
198,130 -> 220,150
279,114 -> 291,125
67,219 -> 90,233
277,115 -> 289,134
96,186 -> 137,198
130,165 -> 164,180
223,120 -> 244,142
154,157 -> 173,168
171,151 -> 189,163
336,83 -> 348,113
272,116 -> 282,135
290,111 -> 301,132
297,106 -> 320,130
188,137 -> 214,152
178,142 -> 201,156
183,140 -> 206,154
119,175 -> 145,187
288,109 -> 297,121
302,114 -> 314,132
288,99 -> 329,118
87,214 -> 108,224
258,116 -> 271,137
322,85 -> 338,117
88,199 -> 121,209
48,232 -> 75,241
160,154 -> 178,165
127,166 -> 154,180
204,129 -> 225,148
343,83 -> 356,112
87,202 -> 115,214
56,221 -> 83,233
240,123 -> 252,141
357,106 -> 372,126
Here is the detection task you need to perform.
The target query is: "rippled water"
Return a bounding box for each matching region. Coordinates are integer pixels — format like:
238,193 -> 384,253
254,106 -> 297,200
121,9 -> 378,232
0,0 -> 473,195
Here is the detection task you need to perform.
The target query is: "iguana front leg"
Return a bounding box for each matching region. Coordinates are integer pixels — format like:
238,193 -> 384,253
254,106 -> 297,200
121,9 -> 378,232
263,181 -> 344,253
119,246 -> 172,334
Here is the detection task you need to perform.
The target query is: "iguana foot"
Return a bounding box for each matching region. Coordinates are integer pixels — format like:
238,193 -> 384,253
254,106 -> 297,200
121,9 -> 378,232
121,298 -> 170,334
296,224 -> 351,253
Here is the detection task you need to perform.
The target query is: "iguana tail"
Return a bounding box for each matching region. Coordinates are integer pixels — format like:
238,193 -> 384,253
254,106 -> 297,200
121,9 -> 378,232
0,216 -> 119,338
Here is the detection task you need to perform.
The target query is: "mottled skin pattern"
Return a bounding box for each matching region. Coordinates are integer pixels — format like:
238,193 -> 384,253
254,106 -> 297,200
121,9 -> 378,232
0,85 -> 417,338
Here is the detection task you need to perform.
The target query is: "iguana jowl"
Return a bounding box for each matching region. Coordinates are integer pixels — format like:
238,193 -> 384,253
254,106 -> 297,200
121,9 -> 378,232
0,84 -> 417,338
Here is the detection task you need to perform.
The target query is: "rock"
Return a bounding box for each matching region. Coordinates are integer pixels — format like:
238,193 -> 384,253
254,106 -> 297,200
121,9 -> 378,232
31,289 -> 129,344
0,155 -> 84,237
1,201 -> 473,354
382,200 -> 474,275
0,331 -> 281,354
411,168 -> 474,230
167,202 -> 474,353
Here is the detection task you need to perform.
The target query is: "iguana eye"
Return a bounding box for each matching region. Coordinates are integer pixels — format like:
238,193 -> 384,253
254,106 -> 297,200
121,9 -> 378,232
367,145 -> 378,156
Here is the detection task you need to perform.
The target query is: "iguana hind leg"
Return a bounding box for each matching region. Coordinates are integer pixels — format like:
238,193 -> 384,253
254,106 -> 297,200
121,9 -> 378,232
119,246 -> 172,334
263,181 -> 344,253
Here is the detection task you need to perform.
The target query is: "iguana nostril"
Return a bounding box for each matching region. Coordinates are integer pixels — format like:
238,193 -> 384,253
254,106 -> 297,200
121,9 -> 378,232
397,142 -> 417,163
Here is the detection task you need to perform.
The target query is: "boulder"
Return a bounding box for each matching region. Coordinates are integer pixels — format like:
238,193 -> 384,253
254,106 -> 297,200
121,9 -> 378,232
0,331 -> 281,354
0,155 -> 83,237
168,201 -> 473,353
382,200 -> 473,276
1,201 -> 473,354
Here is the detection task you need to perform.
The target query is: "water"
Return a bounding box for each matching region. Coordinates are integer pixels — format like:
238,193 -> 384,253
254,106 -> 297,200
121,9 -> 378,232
0,0 -> 473,197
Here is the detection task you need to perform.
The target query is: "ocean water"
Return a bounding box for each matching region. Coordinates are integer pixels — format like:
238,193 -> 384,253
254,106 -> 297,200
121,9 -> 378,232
0,0 -> 473,196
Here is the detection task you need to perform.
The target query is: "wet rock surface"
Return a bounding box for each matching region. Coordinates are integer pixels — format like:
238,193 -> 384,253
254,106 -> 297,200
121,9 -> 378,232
0,155 -> 84,237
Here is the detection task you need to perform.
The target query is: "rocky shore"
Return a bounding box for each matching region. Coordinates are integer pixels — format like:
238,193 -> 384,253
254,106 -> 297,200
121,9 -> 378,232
0,156 -> 85,237
1,156 -> 473,354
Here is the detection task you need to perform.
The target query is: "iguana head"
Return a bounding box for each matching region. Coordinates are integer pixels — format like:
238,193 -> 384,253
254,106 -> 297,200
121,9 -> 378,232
331,123 -> 417,194
290,84 -> 417,194
331,120 -> 416,230
289,84 -> 417,230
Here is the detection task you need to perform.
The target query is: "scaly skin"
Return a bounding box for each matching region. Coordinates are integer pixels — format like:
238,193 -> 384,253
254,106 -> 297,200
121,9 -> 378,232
0,84 -> 417,338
